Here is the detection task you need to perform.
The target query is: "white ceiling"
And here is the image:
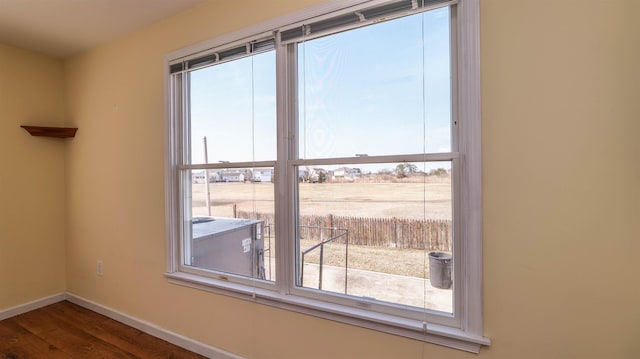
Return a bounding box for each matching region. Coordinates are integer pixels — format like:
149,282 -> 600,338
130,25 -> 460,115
0,0 -> 209,59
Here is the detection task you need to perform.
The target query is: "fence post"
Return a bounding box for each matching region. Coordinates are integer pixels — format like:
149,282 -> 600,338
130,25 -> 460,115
233,204 -> 237,218
329,214 -> 334,240
393,217 -> 398,248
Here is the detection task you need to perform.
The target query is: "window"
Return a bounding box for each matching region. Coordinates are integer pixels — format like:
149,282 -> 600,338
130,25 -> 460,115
165,0 -> 487,352
178,42 -> 277,283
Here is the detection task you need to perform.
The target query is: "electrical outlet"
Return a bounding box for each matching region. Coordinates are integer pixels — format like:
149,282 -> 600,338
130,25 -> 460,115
97,260 -> 103,276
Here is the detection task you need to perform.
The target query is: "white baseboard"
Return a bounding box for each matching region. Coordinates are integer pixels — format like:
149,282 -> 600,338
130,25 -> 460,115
1,292 -> 244,359
0,293 -> 67,321
65,293 -> 244,359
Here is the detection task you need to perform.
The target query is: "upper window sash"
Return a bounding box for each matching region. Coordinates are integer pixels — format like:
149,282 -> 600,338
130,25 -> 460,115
179,46 -> 277,165
293,5 -> 454,160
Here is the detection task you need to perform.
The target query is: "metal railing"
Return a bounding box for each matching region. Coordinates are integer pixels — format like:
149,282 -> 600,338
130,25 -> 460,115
241,220 -> 349,291
300,226 -> 349,294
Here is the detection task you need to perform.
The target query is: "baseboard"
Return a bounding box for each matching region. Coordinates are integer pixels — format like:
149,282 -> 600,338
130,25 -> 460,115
1,292 -> 243,359
64,293 -> 244,359
0,293 -> 67,321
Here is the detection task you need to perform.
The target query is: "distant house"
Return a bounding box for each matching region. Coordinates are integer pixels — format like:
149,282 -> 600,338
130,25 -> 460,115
208,172 -> 221,182
253,168 -> 274,182
193,170 -> 222,183
222,171 -> 245,182
332,167 -> 361,181
242,169 -> 254,182
309,168 -> 327,183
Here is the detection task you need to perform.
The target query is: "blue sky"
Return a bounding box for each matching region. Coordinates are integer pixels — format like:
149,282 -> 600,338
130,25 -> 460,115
189,6 -> 451,170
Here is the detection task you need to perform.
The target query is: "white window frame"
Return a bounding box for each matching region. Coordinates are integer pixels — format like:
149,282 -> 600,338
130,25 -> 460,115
164,0 -> 488,352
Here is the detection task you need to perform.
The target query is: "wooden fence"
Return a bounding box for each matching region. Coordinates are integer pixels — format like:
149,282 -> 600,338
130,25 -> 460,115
236,210 -> 451,251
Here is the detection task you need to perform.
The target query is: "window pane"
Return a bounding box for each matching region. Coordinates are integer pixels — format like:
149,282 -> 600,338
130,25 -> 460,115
296,162 -> 453,313
184,168 -> 276,281
189,51 -> 276,164
298,7 -> 451,159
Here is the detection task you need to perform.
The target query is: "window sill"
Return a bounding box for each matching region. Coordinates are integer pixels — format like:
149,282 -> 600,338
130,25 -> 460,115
165,271 -> 490,353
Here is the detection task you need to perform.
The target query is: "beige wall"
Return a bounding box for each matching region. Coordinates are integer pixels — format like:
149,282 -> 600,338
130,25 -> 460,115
0,44 -> 67,308
1,0 -> 638,358
481,1 -> 639,358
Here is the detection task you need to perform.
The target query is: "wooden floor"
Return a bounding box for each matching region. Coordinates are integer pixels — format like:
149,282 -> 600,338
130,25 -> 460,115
0,301 -> 207,359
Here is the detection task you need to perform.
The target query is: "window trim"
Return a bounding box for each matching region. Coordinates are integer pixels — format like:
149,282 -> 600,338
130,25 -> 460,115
164,0 -> 488,352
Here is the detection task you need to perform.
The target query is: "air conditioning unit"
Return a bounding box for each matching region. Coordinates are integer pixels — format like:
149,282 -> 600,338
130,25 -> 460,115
191,217 -> 265,279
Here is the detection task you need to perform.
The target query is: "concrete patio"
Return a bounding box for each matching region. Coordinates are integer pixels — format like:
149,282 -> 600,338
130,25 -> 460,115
300,263 -> 453,313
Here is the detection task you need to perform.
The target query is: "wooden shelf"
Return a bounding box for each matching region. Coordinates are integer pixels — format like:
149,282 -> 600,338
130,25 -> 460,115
21,126 -> 77,138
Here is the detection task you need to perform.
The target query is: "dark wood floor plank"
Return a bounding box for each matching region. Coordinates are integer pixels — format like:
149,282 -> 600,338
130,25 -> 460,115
0,318 -> 72,358
44,301 -> 206,359
0,301 -> 206,359
12,309 -> 137,359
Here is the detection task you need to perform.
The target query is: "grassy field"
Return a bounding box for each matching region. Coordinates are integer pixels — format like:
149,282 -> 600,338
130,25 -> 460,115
261,241 -> 431,281
299,240 -> 430,278
191,180 -> 452,220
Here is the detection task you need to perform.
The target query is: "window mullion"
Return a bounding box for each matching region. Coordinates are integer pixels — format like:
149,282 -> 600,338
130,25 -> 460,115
274,35 -> 296,294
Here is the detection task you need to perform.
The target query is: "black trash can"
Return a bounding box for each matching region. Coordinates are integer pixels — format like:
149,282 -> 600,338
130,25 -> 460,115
428,252 -> 452,289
